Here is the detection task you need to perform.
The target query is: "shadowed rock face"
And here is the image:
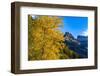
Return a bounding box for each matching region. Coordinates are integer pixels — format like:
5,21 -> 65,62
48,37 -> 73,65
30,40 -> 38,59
64,32 -> 88,58
64,32 -> 74,40
77,35 -> 88,42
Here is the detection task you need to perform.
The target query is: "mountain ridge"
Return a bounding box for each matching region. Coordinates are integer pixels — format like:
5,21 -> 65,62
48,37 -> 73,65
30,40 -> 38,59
64,32 -> 88,58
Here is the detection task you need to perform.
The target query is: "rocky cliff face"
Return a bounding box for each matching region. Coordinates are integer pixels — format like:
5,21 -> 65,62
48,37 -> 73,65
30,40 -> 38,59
64,32 -> 74,40
64,32 -> 88,58
64,32 -> 80,45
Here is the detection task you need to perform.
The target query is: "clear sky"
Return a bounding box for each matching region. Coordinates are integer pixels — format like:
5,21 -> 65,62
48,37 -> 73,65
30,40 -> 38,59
31,15 -> 88,38
59,16 -> 88,38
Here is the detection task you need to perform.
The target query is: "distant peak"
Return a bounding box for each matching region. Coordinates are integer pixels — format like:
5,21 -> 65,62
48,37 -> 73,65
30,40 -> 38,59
77,35 -> 88,38
77,35 -> 88,42
64,32 -> 74,40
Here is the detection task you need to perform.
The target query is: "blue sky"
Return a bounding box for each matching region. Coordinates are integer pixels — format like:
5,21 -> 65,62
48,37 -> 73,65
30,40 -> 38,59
59,16 -> 88,38
31,15 -> 88,38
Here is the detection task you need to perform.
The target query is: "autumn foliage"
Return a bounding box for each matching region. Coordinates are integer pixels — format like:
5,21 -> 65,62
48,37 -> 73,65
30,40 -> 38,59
28,15 -> 79,60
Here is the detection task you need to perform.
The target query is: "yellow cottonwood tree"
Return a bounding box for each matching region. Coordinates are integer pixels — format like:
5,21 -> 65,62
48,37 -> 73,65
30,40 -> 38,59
28,15 -> 65,60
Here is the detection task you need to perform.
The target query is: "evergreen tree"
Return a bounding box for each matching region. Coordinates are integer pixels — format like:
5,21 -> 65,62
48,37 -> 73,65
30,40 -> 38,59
28,15 -> 65,60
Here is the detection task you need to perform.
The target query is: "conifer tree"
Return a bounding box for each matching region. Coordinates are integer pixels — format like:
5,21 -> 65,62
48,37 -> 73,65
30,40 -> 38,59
28,15 -> 65,60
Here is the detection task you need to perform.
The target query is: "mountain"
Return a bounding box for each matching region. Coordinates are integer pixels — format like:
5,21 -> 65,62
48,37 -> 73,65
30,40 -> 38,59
64,32 -> 74,40
77,35 -> 88,48
77,35 -> 88,42
64,32 -> 88,58
64,32 -> 80,45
